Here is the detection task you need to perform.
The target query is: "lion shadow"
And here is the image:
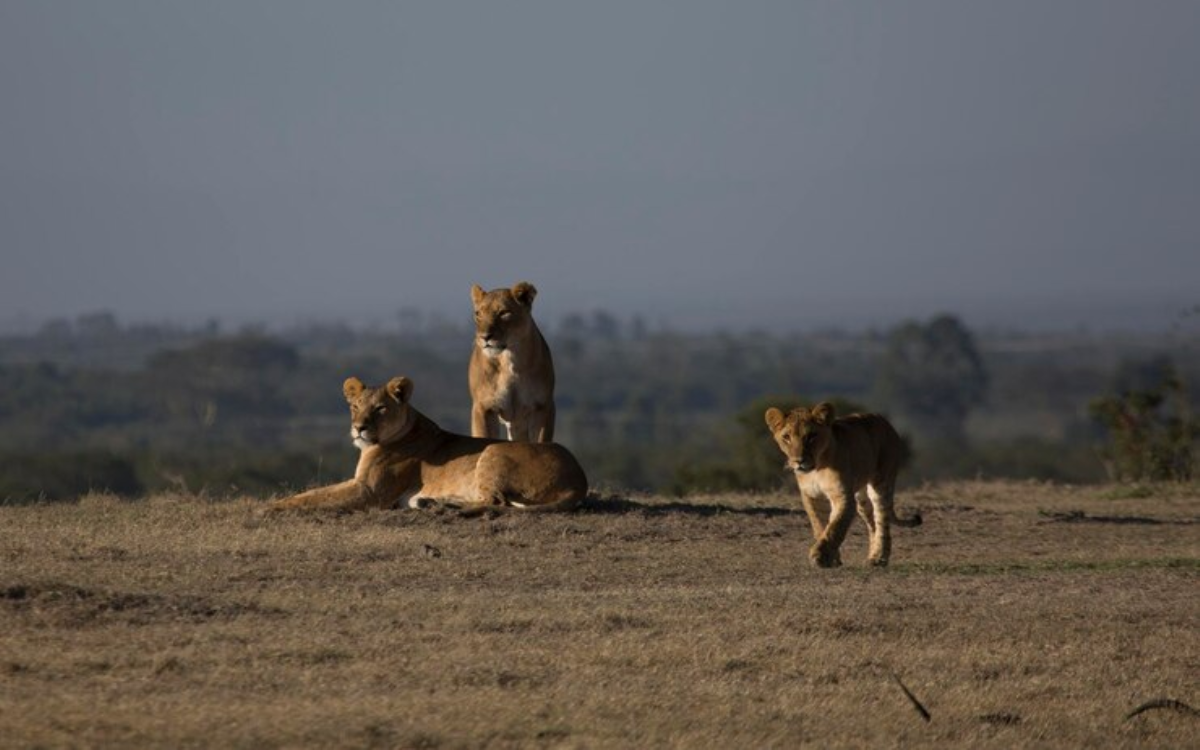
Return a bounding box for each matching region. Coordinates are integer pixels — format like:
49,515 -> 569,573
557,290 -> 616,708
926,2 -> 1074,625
574,492 -> 795,518
1038,509 -> 1196,526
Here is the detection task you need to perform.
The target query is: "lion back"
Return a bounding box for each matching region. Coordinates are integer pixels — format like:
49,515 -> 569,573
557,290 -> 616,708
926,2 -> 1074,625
835,413 -> 906,482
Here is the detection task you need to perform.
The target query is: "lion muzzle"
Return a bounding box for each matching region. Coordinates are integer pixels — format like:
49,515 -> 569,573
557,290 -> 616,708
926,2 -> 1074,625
350,427 -> 375,449
480,338 -> 506,356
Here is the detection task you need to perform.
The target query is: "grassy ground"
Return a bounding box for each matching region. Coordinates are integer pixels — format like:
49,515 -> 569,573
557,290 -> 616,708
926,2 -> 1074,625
2,481 -> 1197,748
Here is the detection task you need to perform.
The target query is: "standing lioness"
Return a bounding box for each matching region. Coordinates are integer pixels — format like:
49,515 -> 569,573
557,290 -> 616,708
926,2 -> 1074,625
268,375 -> 587,513
765,402 -> 921,568
469,281 -> 555,442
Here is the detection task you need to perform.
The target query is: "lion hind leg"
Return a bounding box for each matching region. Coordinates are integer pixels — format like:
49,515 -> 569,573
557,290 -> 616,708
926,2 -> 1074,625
520,486 -> 584,512
456,489 -> 578,516
406,495 -> 446,510
472,448 -> 583,513
855,490 -> 876,535
480,482 -> 582,512
505,489 -> 580,512
866,483 -> 892,566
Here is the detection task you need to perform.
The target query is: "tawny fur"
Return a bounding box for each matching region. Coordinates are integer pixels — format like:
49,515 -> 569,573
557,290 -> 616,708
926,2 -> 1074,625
468,281 -> 556,442
765,402 -> 921,568
268,375 -> 586,514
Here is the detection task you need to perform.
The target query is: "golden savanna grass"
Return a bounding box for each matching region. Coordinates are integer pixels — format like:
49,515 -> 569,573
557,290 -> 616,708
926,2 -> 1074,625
2,481 -> 1198,748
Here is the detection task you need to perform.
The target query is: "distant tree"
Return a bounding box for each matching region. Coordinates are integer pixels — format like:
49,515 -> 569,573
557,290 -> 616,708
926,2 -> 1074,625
146,336 -> 301,428
629,315 -> 648,341
1110,354 -> 1177,395
75,311 -> 120,338
873,314 -> 987,443
0,450 -> 141,502
1089,357 -> 1195,482
396,307 -> 424,335
558,313 -> 588,339
38,318 -> 72,339
585,310 -> 617,341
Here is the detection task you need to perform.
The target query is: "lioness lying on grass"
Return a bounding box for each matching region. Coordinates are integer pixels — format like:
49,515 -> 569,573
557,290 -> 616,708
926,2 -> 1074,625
765,402 -> 921,568
268,376 -> 588,513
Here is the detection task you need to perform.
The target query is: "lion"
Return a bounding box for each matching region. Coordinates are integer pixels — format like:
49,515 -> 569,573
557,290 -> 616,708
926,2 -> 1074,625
268,375 -> 587,513
765,402 -> 921,568
468,281 -> 555,442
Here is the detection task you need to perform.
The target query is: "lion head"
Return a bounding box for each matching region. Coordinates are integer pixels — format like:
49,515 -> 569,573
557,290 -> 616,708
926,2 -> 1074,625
470,282 -> 538,358
342,376 -> 415,449
764,402 -> 836,473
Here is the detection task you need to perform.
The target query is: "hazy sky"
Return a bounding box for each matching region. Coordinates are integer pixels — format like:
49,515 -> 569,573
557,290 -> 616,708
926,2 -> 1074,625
2,1 -> 1198,332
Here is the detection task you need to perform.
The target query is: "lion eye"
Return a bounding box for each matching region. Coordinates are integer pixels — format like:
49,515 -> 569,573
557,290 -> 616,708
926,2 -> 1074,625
781,434 -> 791,444
374,405 -> 387,415
499,311 -> 513,320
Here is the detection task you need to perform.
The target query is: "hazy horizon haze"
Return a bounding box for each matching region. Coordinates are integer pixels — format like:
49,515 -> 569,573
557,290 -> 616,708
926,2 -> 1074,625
2,1 -> 1198,334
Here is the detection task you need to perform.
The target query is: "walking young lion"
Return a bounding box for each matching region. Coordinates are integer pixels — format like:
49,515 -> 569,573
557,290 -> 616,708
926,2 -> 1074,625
765,402 -> 921,567
268,375 -> 587,514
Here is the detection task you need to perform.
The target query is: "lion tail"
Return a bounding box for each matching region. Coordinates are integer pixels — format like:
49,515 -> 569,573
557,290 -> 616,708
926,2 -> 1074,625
890,507 -> 923,528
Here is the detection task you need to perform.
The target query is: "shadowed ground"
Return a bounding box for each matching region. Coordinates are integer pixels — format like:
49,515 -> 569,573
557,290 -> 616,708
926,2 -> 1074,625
1,481 -> 1197,747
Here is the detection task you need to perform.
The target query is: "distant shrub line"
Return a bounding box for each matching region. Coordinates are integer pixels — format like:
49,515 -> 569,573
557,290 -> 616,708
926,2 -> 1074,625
0,311 -> 1196,500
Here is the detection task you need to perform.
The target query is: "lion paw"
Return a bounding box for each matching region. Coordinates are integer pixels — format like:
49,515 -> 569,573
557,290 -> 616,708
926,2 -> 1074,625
810,544 -> 843,568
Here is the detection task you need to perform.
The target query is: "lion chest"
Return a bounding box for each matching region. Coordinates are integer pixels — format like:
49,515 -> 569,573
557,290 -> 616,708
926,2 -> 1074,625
796,472 -> 829,500
481,350 -> 542,417
796,468 -> 854,502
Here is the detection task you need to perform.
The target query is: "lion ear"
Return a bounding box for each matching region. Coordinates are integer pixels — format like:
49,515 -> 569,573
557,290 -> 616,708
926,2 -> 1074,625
470,284 -> 486,307
511,281 -> 537,308
812,402 -> 836,424
386,376 -> 414,404
764,407 -> 785,432
343,377 -> 365,402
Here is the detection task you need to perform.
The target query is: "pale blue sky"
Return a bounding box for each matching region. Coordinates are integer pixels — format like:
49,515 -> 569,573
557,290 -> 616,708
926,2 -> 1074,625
2,1 -> 1197,331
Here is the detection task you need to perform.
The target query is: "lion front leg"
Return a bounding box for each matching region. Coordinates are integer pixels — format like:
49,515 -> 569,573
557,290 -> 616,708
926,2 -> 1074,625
471,403 -> 497,439
797,488 -> 827,540
267,479 -> 375,513
810,485 -> 853,568
531,403 -> 555,443
501,413 -> 533,442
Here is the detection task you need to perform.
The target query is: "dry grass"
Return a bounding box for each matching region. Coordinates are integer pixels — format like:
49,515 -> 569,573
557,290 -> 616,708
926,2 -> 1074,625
2,480 -> 1198,748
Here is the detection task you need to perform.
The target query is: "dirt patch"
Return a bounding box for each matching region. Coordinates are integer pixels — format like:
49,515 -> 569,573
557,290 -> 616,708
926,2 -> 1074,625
1,582 -> 283,627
